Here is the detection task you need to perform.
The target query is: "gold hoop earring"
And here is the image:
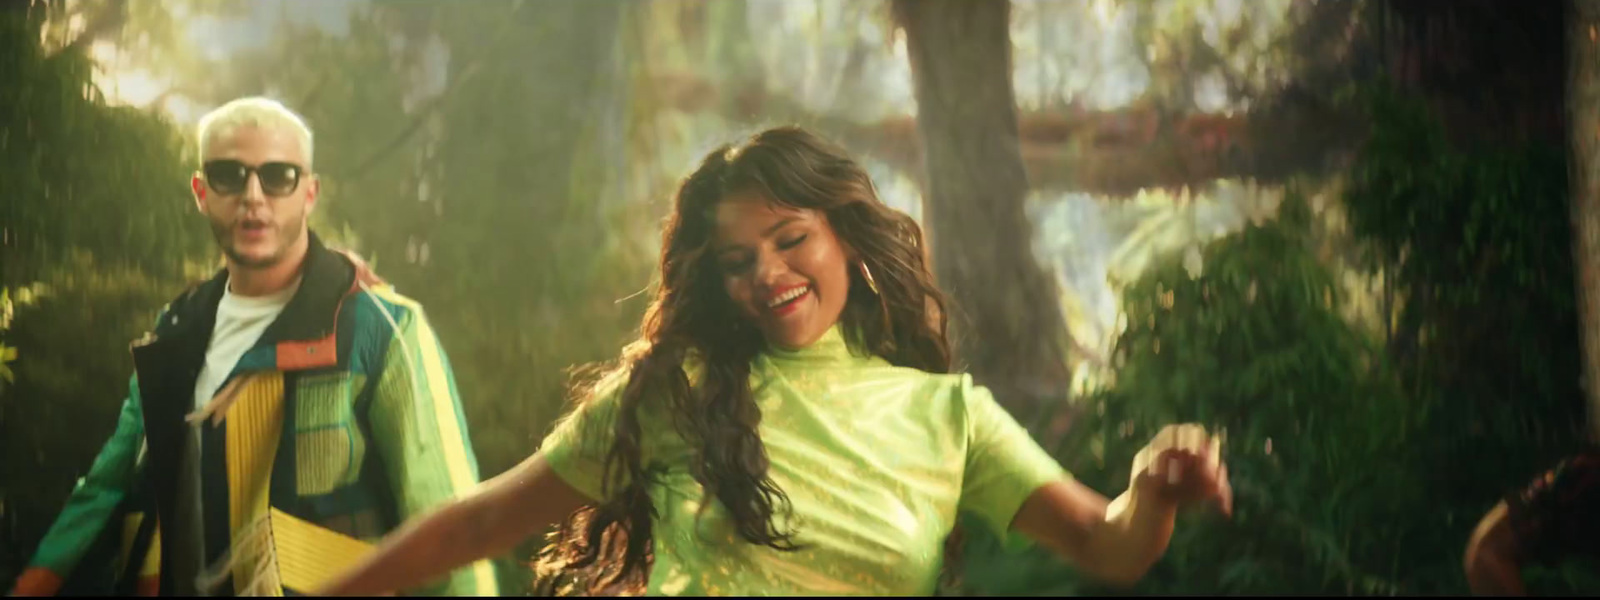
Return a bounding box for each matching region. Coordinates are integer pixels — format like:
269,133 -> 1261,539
860,260 -> 893,338
859,261 -> 881,296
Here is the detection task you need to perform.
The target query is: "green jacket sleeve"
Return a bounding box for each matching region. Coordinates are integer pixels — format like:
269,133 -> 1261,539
366,299 -> 499,597
20,376 -> 146,588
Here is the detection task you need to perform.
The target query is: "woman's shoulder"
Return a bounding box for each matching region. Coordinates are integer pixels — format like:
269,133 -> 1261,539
551,362 -> 681,445
581,349 -> 704,395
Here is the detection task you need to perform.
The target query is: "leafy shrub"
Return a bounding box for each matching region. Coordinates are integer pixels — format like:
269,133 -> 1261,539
956,88 -> 1598,596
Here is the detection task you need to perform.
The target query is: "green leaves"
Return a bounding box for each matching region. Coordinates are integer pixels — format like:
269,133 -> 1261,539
981,179 -> 1459,595
1344,84 -> 1582,489
1,8 -> 210,286
977,84 -> 1594,596
0,345 -> 15,384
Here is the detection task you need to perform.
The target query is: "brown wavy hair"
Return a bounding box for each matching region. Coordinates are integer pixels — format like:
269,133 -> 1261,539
532,126 -> 954,594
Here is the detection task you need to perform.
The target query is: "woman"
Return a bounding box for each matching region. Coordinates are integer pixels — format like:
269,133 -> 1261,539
318,126 -> 1232,596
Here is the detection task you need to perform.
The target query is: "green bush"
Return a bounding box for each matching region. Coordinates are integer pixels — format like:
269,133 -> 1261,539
0,6 -> 213,588
960,191 -> 1430,596
1343,86 -> 1585,490
956,87 -> 1598,596
0,255 -> 204,589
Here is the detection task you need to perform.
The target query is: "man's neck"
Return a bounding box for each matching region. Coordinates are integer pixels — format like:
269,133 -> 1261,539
227,239 -> 310,298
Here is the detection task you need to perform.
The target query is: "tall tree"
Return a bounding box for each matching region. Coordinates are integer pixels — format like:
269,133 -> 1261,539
1570,0 -> 1600,440
892,0 -> 1070,419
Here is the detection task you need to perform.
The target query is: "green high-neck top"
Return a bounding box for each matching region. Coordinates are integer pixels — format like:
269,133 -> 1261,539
539,326 -> 1068,596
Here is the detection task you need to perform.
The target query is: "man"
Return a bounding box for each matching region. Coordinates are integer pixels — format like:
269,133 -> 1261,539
1464,445 -> 1600,595
7,97 -> 498,596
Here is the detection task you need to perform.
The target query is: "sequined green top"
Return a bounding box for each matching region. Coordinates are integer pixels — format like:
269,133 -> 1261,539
539,326 -> 1068,596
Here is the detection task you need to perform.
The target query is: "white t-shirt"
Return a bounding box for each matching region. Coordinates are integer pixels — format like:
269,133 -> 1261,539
192,277 -> 300,410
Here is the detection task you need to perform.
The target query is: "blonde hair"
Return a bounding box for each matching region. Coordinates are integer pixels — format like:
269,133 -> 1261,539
195,97 -> 314,168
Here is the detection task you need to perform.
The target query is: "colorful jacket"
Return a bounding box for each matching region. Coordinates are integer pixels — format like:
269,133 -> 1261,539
9,233 -> 498,596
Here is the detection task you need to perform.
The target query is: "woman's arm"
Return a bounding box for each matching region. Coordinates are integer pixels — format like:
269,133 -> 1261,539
1010,478 -> 1176,587
317,453 -> 592,596
1011,425 -> 1231,588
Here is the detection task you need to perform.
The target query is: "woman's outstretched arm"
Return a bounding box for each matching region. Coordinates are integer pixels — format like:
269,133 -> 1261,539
317,453 -> 593,596
1011,424 -> 1232,588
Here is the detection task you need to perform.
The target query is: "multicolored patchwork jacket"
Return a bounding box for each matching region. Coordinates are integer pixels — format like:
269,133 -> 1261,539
9,233 -> 499,596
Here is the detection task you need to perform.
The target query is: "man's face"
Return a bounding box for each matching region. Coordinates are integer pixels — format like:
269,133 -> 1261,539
190,125 -> 318,269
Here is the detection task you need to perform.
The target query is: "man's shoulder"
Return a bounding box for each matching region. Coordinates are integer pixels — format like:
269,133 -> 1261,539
150,269 -> 226,328
340,283 -> 432,334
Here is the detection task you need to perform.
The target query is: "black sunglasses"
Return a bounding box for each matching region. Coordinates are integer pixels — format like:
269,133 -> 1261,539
201,160 -> 306,197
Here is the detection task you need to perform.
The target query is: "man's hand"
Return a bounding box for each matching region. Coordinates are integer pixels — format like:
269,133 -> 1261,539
8,567 -> 64,597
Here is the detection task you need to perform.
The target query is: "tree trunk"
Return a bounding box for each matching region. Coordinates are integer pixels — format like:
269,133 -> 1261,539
893,0 -> 1070,419
1568,0 -> 1600,441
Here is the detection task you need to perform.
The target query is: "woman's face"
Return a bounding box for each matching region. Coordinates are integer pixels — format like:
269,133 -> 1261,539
713,191 -> 853,350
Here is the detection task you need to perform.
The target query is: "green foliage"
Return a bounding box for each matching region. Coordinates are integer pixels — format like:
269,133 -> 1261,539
956,86 -> 1597,596
0,5 -> 214,589
0,289 -> 16,386
0,4 -> 212,286
1344,86 -> 1585,491
0,255 -> 199,590
32,0 -> 223,79
963,191 -> 1434,596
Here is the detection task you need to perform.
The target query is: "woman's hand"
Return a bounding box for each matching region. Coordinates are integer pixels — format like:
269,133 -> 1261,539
1010,423 -> 1233,587
1129,423 -> 1233,518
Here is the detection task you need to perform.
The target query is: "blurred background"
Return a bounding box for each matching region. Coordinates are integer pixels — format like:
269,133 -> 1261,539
2,0 -> 1596,595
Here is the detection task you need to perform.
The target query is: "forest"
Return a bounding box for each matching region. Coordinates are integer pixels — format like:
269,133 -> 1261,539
2,0 -> 1598,595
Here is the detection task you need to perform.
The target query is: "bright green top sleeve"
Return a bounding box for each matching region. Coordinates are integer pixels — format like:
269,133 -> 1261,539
366,297 -> 498,596
538,369 -> 631,503
27,375 -> 146,577
956,375 -> 1071,539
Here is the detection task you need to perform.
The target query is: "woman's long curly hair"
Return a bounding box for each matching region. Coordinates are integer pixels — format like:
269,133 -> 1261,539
533,126 -> 956,594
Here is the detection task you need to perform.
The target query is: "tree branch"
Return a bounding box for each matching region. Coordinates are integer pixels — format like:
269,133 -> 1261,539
140,84 -> 209,113
295,70 -> 334,117
652,73 -> 1363,198
47,0 -> 128,61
